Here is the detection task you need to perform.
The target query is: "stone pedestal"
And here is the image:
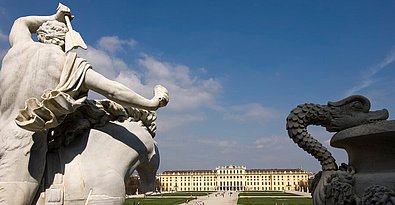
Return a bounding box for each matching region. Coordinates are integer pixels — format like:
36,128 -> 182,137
331,120 -> 395,196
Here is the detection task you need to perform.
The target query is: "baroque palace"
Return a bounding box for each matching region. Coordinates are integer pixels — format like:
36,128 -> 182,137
157,165 -> 311,192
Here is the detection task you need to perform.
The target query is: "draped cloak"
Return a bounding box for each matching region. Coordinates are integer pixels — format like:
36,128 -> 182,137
15,52 -> 91,132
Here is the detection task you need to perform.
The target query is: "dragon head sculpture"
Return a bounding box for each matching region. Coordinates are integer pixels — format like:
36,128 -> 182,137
324,95 -> 388,132
286,95 -> 389,171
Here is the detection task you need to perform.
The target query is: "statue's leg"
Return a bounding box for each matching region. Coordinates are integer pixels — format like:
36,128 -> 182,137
0,122 -> 47,205
136,143 -> 160,194
61,121 -> 155,204
62,125 -> 128,205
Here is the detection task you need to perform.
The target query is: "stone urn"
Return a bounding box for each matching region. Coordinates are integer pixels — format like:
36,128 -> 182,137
331,120 -> 395,197
286,95 -> 394,205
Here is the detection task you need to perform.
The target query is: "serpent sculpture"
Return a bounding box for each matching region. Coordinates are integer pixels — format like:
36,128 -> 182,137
286,95 -> 390,205
286,95 -> 388,171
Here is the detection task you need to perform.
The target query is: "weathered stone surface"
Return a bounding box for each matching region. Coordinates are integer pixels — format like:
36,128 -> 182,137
331,120 -> 395,196
287,96 -> 393,205
0,3 -> 168,205
331,120 -> 395,148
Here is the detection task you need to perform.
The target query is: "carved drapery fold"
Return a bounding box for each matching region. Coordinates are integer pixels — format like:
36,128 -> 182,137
15,52 -> 90,131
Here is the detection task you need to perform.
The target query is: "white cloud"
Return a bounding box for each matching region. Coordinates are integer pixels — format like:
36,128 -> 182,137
156,112 -> 206,132
254,136 -> 287,149
0,30 -> 7,42
197,138 -> 239,153
77,47 -> 125,79
346,45 -> 395,96
96,36 -> 137,53
138,55 -> 222,112
77,36 -> 222,131
223,103 -> 279,123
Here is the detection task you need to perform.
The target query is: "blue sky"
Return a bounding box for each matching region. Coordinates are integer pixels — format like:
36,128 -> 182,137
0,1 -> 394,173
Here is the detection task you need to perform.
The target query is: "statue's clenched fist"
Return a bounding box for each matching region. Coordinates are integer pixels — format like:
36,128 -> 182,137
153,85 -> 169,109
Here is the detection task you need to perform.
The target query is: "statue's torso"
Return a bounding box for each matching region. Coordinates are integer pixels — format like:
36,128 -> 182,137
0,42 -> 66,123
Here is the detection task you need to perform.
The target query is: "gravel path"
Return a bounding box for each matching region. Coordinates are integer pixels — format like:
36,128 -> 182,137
180,191 -> 238,205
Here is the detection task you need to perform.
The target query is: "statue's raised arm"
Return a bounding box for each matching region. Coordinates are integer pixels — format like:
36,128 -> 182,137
8,4 -> 70,47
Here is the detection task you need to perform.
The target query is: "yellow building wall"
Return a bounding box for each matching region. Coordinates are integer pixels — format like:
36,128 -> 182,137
158,166 -> 310,192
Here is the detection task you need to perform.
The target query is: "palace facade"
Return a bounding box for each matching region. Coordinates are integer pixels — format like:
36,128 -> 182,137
157,165 -> 311,192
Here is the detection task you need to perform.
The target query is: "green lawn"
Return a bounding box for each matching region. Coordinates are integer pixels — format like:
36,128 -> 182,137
159,192 -> 212,196
125,191 -> 313,205
239,192 -> 298,197
238,197 -> 312,205
125,197 -> 194,205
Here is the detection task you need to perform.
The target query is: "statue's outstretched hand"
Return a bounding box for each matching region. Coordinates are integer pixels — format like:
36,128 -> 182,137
153,85 -> 169,109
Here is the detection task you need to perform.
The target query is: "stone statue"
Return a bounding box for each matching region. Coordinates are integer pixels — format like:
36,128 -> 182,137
0,4 -> 168,205
286,95 -> 395,205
